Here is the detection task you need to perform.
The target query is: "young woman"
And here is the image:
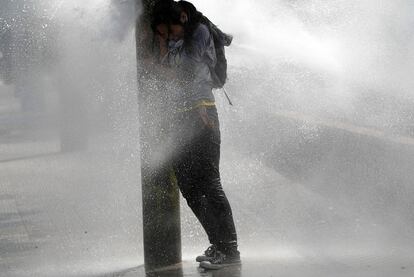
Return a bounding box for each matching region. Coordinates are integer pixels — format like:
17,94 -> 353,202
152,1 -> 240,269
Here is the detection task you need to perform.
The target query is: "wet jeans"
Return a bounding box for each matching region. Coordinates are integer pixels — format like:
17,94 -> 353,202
170,106 -> 238,253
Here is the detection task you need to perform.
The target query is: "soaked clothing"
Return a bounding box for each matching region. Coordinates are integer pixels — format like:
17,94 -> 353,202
170,106 -> 238,253
162,22 -> 238,254
163,23 -> 217,110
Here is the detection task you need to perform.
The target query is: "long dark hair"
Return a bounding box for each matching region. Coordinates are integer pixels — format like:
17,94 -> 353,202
169,1 -> 203,52
150,0 -> 174,33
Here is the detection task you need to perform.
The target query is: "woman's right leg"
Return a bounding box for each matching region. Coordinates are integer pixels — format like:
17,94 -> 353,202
172,148 -> 220,246
172,108 -> 238,254
171,111 -> 220,246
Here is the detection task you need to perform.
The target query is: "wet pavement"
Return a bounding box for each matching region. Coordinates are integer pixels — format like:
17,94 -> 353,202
120,258 -> 414,277
1,110 -> 414,276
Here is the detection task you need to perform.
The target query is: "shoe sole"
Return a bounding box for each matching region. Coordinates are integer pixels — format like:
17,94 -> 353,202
199,260 -> 241,270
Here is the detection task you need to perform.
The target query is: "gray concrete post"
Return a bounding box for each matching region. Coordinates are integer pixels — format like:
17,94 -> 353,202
134,0 -> 182,271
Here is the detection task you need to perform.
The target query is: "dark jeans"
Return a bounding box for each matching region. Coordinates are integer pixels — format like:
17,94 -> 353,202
170,106 -> 238,253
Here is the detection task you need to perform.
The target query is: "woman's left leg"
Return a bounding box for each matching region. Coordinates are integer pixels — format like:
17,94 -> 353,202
198,107 -> 238,255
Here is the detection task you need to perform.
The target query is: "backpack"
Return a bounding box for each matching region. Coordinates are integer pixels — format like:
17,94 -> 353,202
201,17 -> 233,89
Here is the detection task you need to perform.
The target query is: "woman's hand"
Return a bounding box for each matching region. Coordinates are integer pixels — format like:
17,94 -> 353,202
197,106 -> 214,129
155,24 -> 169,57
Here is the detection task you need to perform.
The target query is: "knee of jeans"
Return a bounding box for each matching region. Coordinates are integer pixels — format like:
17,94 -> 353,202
180,185 -> 200,202
205,178 -> 227,202
209,177 -> 224,192
185,197 -> 201,209
184,193 -> 208,212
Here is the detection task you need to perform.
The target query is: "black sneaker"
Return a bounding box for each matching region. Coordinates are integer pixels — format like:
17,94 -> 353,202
199,250 -> 241,270
196,245 -> 218,262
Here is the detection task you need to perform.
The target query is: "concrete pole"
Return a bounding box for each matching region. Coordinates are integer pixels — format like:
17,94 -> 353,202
134,0 -> 182,271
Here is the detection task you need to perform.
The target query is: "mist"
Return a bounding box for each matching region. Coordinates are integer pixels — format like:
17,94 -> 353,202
1,0 -> 413,276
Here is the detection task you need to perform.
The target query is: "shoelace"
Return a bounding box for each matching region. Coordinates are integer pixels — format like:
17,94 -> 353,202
210,251 -> 226,264
205,245 -> 216,256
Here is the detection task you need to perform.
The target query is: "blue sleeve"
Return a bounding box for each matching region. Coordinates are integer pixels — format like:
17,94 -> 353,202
175,24 -> 217,105
180,24 -> 216,81
184,24 -> 211,63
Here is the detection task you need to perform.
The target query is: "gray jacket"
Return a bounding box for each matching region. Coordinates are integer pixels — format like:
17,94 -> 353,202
165,23 -> 217,109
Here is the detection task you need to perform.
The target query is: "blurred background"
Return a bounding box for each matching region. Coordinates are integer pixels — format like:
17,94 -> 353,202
0,0 -> 413,276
